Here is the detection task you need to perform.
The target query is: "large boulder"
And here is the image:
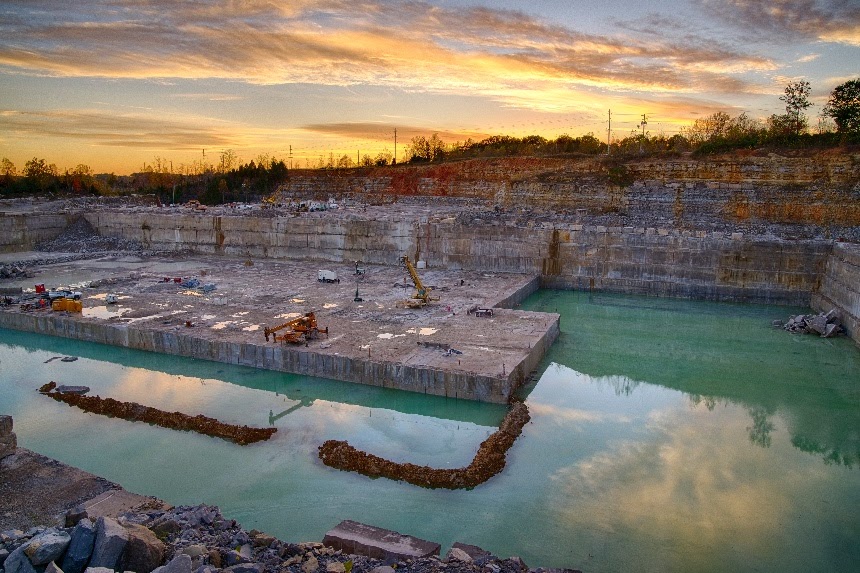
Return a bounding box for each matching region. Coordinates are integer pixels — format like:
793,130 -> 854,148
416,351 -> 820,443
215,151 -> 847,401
120,523 -> 166,573
322,520 -> 440,561
61,519 -> 96,573
223,564 -> 264,573
88,517 -> 128,570
3,544 -> 38,573
223,544 -> 252,567
150,553 -> 192,573
24,529 -> 71,566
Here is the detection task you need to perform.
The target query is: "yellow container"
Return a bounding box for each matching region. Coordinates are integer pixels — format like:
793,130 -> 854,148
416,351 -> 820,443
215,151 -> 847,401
51,298 -> 82,313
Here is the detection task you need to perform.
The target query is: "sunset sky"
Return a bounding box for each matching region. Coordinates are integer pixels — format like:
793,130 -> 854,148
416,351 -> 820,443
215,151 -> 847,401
1,0 -> 858,175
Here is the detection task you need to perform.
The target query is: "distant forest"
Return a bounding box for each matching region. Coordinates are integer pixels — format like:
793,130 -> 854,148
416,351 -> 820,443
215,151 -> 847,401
3,78 -> 859,206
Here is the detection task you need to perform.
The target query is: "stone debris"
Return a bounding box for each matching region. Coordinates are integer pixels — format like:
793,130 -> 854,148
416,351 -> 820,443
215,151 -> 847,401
0,502 -> 581,573
36,217 -> 147,255
777,309 -> 844,337
318,402 -> 530,489
37,382 -> 277,446
0,265 -> 33,280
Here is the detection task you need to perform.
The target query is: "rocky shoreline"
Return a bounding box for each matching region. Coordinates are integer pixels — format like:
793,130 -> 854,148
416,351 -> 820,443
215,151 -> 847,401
1,489 -> 581,573
1,417 -> 581,573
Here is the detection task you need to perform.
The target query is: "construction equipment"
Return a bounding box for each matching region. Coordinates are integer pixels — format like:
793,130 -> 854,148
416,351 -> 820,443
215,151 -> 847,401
263,312 -> 328,344
401,255 -> 438,308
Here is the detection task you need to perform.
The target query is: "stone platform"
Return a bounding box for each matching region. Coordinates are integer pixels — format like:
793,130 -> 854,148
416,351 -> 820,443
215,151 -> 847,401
0,253 -> 559,403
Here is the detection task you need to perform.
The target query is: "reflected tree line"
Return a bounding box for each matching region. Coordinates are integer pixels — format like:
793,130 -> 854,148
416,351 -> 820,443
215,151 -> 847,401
689,394 -> 856,468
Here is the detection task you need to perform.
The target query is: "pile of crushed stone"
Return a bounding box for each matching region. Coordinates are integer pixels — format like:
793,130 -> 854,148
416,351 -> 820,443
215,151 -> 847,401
36,217 -> 146,254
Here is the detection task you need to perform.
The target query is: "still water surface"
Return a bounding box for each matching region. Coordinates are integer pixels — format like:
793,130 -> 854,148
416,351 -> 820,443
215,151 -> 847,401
1,291 -> 858,572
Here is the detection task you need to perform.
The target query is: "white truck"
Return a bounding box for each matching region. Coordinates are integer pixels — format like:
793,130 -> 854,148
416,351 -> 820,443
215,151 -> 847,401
318,270 -> 339,283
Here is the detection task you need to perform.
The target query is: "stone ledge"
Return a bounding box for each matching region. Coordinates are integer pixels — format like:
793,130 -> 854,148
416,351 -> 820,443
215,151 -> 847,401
322,520 -> 440,561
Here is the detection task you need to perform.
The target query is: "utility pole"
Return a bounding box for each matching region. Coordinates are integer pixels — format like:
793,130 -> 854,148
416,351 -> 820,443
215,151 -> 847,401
638,114 -> 647,153
607,109 -> 611,155
394,128 -> 397,165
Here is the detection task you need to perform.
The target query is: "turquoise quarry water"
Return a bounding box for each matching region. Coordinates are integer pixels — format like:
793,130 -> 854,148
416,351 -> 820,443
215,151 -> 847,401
1,291 -> 859,572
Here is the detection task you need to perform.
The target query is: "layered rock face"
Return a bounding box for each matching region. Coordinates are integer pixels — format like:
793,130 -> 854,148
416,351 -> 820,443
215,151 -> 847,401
278,154 -> 860,234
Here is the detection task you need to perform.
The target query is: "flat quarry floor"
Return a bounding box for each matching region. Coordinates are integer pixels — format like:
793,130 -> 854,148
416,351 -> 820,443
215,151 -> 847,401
1,251 -> 557,398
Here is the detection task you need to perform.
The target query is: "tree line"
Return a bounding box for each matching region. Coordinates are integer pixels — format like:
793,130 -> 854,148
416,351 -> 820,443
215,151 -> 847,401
0,152 -> 289,206
2,78 -> 858,201
400,78 -> 859,163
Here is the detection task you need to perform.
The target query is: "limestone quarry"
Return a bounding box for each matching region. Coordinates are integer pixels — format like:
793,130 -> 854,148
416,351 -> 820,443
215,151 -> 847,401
1,153 -> 859,402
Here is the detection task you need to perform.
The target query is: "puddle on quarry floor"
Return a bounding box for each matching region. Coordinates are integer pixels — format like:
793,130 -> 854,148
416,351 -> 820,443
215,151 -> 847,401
1,290 -> 859,572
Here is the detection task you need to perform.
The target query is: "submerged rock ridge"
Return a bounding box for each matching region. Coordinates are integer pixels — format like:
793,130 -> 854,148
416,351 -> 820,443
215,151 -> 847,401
318,401 -> 530,489
37,382 -> 277,445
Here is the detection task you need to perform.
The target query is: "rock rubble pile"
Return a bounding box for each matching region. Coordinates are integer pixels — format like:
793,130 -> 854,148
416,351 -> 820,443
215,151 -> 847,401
0,265 -> 33,280
0,504 -> 580,573
775,309 -> 844,337
36,217 -> 146,255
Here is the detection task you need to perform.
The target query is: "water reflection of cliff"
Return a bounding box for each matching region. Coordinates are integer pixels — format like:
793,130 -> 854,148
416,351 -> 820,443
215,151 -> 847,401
524,290 -> 860,469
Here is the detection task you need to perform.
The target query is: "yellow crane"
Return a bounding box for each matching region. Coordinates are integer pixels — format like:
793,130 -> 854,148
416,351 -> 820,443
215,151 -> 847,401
401,255 -> 438,308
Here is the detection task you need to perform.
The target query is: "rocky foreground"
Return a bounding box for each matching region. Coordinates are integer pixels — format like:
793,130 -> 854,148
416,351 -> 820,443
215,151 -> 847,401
0,417 -> 581,573
0,504 -> 579,573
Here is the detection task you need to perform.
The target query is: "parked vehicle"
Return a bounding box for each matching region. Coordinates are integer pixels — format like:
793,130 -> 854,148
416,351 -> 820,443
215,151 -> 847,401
46,289 -> 82,301
318,270 -> 340,283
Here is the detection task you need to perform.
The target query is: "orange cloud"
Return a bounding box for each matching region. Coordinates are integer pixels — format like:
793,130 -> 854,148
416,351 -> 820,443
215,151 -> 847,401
0,0 -> 777,111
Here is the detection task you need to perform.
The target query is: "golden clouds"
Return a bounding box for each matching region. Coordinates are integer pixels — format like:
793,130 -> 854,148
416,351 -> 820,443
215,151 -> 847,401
1,0 -> 781,111
0,109 -> 237,149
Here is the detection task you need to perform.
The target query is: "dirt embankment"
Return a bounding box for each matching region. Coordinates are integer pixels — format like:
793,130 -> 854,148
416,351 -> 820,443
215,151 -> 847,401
318,401 -> 530,489
38,382 -> 277,445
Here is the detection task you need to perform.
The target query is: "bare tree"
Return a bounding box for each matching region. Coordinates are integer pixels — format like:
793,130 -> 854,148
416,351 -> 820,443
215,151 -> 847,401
219,149 -> 238,173
780,80 -> 812,136
1,158 -> 16,177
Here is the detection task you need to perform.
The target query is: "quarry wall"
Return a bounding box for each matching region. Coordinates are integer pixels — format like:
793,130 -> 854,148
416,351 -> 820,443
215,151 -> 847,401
812,242 -> 860,342
281,155 -> 860,233
78,211 -> 830,306
0,212 -> 74,253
